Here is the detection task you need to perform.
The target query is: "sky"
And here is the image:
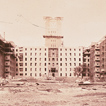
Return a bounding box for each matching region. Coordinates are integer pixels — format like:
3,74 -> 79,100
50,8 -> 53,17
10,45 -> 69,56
0,0 -> 106,47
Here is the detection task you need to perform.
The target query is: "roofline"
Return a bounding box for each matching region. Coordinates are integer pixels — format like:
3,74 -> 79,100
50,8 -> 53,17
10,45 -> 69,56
43,35 -> 63,38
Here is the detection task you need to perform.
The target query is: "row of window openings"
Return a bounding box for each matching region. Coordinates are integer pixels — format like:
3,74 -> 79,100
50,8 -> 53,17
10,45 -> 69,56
16,58 -> 81,61
60,73 -> 72,76
16,68 -> 78,71
16,48 -> 47,51
25,53 -> 47,56
16,58 -> 47,61
60,58 -> 81,61
16,73 -> 72,77
51,39 -> 56,42
16,68 -> 47,71
60,68 -> 72,71
16,53 -> 47,56
5,62 -> 15,66
49,31 -> 56,34
16,63 -> 47,66
16,53 -> 81,57
60,49 -> 81,51
59,53 -> 81,56
23,53 -> 80,56
16,63 -> 81,67
51,45 -> 56,47
16,48 -> 81,52
49,53 -> 81,56
16,73 -> 47,76
83,59 -> 90,62
60,63 -> 81,66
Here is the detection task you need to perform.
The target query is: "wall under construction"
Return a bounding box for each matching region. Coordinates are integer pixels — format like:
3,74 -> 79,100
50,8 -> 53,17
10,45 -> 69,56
0,35 -> 16,78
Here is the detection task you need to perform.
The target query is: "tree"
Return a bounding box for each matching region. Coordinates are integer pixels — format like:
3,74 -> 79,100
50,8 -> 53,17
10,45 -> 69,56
74,66 -> 82,78
74,64 -> 90,78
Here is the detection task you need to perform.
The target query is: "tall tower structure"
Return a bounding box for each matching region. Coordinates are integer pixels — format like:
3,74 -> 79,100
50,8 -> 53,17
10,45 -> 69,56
43,17 -> 63,77
43,17 -> 63,48
44,17 -> 63,36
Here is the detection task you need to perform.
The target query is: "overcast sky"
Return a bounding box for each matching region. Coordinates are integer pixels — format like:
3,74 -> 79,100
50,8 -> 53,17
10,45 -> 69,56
0,0 -> 106,47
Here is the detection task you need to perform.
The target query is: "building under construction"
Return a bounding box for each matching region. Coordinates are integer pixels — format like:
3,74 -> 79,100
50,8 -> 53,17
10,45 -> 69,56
83,36 -> 106,81
15,17 -> 83,78
0,35 -> 16,78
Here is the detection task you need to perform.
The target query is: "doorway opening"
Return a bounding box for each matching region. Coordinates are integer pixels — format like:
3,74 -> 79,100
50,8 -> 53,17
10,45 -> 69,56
52,73 -> 55,77
51,68 -> 56,77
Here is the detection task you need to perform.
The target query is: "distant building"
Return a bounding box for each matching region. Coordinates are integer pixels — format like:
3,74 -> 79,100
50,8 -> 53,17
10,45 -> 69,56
0,35 -> 16,78
90,36 -> 106,81
15,17 -> 83,78
90,42 -> 100,80
83,47 -> 90,77
99,36 -> 106,80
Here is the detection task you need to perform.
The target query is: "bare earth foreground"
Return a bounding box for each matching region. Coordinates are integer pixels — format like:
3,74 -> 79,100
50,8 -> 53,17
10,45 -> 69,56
0,78 -> 106,106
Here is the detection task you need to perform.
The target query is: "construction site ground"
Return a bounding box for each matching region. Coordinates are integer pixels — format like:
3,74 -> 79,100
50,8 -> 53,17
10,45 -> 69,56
0,77 -> 106,106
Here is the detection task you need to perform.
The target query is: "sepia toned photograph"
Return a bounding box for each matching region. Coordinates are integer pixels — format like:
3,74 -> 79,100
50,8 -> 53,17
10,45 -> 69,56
0,0 -> 106,106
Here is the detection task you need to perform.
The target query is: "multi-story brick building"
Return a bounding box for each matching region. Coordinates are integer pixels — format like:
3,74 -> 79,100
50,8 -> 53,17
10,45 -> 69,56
90,42 -> 100,80
89,36 -> 106,81
0,35 -> 16,78
15,17 -> 83,78
83,47 -> 90,77
99,36 -> 106,80
4,41 -> 16,78
0,35 -> 5,77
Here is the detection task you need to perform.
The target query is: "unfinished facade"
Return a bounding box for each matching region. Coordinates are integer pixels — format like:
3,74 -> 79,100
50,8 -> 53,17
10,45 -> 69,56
99,36 -> 106,80
0,35 -> 5,77
83,47 -> 90,77
0,35 -> 16,78
90,36 -> 106,81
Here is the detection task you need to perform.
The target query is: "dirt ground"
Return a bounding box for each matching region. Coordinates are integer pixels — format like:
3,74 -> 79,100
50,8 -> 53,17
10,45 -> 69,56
0,78 -> 106,106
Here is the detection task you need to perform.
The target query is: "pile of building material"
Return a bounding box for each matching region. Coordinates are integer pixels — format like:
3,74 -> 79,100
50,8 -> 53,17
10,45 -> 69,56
0,78 -> 8,86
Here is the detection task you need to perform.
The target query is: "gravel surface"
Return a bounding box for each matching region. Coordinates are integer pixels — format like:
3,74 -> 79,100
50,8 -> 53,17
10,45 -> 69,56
0,80 -> 106,106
